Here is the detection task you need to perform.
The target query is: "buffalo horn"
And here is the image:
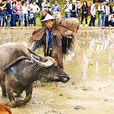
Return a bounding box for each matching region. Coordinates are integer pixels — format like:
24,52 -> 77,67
31,56 -> 53,67
4,56 -> 29,70
27,48 -> 42,59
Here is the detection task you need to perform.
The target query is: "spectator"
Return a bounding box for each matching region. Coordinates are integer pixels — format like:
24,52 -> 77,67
13,0 -> 17,5
6,0 -> 12,27
70,0 -> 77,18
36,0 -> 39,6
42,0 -> 50,11
15,0 -> 22,26
105,2 -> 111,26
64,0 -> 71,18
76,0 -> 81,21
28,8 -> 34,26
31,1 -> 40,26
22,2 -> 29,26
98,1 -> 106,27
11,2 -> 16,26
40,4 -> 52,22
0,0 -> 4,27
51,0 -> 61,14
109,14 -> 114,26
2,0 -> 7,27
89,1 -> 96,26
81,1 -> 88,27
36,0 -> 42,8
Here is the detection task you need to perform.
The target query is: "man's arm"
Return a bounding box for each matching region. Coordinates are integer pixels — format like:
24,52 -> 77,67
29,40 -> 42,51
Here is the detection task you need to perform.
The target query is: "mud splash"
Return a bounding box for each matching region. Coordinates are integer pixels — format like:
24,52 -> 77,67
0,28 -> 114,114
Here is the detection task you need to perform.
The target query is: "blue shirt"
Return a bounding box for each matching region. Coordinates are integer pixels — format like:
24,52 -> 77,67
48,29 -> 52,48
51,4 -> 61,12
6,2 -> 12,14
12,6 -> 16,14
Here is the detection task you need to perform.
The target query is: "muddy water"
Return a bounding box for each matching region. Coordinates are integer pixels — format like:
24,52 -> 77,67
0,28 -> 114,114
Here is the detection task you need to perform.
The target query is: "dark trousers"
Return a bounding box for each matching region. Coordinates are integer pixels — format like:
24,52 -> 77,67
2,16 -> 6,27
105,16 -> 109,27
0,15 -> 3,27
81,14 -> 88,24
71,12 -> 76,18
12,14 -> 16,26
89,15 -> 96,26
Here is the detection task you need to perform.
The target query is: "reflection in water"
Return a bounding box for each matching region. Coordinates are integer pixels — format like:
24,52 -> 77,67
65,30 -> 114,81
82,49 -> 88,80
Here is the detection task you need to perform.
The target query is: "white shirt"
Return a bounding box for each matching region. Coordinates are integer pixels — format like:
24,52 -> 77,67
98,4 -> 105,13
42,2 -> 50,11
31,5 -> 40,13
105,5 -> 110,16
76,2 -> 81,10
64,3 -> 71,12
22,5 -> 28,14
90,3 -> 96,16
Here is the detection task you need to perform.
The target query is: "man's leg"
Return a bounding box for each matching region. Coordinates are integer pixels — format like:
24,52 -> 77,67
33,13 -> 36,26
81,14 -> 84,24
2,16 -> 5,27
85,15 -> 88,25
98,13 -> 102,27
93,16 -> 96,26
78,10 -> 80,21
19,14 -> 22,26
0,16 -> 2,27
16,15 -> 19,26
6,14 -> 11,27
89,15 -> 92,26
67,12 -> 71,18
102,13 -> 105,27
65,12 -> 67,18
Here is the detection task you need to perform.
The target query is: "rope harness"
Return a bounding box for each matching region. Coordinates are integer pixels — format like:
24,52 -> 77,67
5,65 -> 20,81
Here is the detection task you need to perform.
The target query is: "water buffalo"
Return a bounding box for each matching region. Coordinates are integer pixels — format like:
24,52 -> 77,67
0,43 -> 29,97
0,43 -> 70,107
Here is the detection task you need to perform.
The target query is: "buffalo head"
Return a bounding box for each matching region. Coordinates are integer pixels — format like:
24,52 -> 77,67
4,54 -> 70,83
31,55 -> 70,83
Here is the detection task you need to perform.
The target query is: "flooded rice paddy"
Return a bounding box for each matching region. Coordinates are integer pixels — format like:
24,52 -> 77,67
0,27 -> 114,114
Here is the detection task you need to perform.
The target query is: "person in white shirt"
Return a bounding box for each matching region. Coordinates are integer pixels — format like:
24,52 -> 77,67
42,0 -> 50,11
98,1 -> 106,27
31,1 -> 40,26
70,0 -> 77,18
22,2 -> 29,26
89,1 -> 96,26
64,0 -> 71,18
76,0 -> 81,21
105,2 -> 111,26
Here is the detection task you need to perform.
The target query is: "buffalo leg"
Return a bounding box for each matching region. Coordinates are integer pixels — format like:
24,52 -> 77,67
5,87 -> 15,107
10,84 -> 33,108
0,81 -> 7,97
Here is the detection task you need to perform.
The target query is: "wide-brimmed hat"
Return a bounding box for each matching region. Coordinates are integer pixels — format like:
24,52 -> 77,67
42,14 -> 55,22
44,4 -> 51,8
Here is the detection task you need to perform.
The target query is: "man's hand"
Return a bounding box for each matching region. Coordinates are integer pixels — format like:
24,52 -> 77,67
66,30 -> 73,36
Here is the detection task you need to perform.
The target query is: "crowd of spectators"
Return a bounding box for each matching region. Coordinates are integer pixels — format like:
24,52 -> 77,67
0,0 -> 40,27
62,0 -> 114,27
0,0 -> 114,27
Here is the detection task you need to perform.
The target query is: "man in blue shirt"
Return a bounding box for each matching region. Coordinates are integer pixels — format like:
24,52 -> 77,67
51,0 -> 61,13
6,0 -> 12,27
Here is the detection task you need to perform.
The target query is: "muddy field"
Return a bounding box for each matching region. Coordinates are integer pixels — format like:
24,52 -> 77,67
0,28 -> 114,114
